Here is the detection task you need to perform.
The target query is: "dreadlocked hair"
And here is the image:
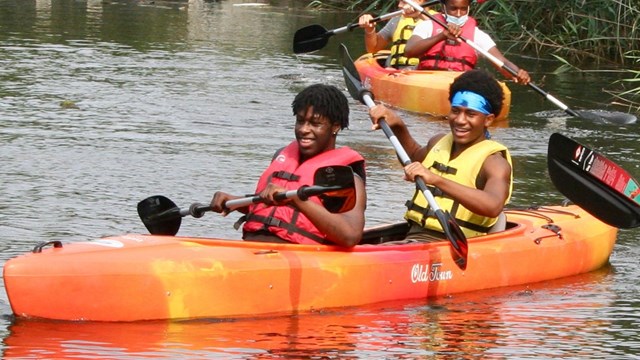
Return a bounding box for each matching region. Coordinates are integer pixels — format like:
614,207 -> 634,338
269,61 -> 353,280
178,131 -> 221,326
448,69 -> 504,117
292,84 -> 349,129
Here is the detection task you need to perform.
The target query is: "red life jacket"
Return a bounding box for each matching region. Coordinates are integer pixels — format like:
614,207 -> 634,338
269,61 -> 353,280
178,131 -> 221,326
417,14 -> 478,71
242,141 -> 365,245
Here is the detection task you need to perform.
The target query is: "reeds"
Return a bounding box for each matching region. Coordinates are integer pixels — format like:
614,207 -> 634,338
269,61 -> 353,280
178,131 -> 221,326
473,0 -> 640,110
475,0 -> 640,66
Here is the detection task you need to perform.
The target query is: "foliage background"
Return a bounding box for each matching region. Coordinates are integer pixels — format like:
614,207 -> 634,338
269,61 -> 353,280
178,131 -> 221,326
308,0 -> 640,109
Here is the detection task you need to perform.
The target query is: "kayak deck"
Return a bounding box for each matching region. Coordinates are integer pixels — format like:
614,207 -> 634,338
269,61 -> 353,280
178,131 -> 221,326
354,51 -> 512,121
3,204 -> 617,322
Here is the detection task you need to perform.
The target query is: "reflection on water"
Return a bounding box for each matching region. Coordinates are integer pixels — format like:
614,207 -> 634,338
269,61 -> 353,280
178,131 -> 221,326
1,0 -> 639,358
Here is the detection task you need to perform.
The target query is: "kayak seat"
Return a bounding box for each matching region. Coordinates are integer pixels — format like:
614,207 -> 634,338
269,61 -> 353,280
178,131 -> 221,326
360,212 -> 509,245
487,212 -> 507,233
360,222 -> 410,245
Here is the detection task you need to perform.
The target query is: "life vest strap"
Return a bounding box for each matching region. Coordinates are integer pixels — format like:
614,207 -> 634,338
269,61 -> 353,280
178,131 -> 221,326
418,54 -> 474,69
405,199 -> 492,234
240,213 -> 327,244
272,171 -> 300,181
431,161 -> 458,175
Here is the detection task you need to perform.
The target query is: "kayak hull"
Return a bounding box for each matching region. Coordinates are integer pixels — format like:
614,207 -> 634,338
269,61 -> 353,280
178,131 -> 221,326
3,205 -> 616,322
354,51 -> 512,121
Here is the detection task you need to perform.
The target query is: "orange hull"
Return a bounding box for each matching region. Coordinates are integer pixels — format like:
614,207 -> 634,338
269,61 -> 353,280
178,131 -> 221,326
354,52 -> 512,121
3,205 -> 616,322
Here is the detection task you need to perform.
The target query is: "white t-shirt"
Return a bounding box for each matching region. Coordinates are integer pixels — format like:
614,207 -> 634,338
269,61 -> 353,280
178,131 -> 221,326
411,19 -> 496,51
378,17 -> 401,42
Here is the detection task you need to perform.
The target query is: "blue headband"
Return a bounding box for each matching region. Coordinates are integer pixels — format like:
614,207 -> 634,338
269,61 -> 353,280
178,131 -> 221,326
451,90 -> 493,115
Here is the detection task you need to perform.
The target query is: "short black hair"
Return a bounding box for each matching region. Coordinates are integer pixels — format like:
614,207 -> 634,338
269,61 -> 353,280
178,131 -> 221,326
292,84 -> 349,129
448,69 -> 504,117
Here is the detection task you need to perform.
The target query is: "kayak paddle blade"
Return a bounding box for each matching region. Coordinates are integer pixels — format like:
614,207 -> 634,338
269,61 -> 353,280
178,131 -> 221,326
573,110 -> 637,125
436,209 -> 468,270
293,24 -> 330,54
547,133 -> 640,228
137,195 -> 182,236
339,43 -> 365,101
314,165 -> 357,213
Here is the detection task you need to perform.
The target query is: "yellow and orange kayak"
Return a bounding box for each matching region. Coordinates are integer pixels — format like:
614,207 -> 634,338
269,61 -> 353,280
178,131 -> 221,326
354,51 -> 512,121
4,205 -> 616,322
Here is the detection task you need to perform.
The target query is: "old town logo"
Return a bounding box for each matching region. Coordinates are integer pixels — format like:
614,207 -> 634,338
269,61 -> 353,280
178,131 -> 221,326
411,263 -> 452,283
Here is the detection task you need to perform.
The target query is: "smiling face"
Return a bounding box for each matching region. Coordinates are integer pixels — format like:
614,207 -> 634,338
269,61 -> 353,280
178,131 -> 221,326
447,105 -> 494,155
446,70 -> 505,153
295,106 -> 341,162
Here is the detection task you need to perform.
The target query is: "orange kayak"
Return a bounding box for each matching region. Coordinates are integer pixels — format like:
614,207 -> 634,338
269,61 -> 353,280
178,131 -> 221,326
354,51 -> 512,121
3,204 -> 616,322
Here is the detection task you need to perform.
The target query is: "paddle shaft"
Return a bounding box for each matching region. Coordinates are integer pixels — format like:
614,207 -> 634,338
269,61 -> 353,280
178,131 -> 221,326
152,184 -> 348,222
333,0 -> 441,35
333,10 -> 403,36
225,185 -> 345,209
293,0 -> 441,54
360,93 -> 445,214
404,0 -> 580,117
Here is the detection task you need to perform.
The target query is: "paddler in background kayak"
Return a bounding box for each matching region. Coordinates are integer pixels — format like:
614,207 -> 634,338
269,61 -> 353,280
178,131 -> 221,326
210,84 -> 367,247
357,1 -> 437,69
368,69 -> 513,240
404,0 -> 531,85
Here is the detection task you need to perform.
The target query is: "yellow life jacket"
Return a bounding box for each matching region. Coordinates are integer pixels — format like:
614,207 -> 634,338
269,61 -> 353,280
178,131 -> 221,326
388,16 -> 421,67
404,134 -> 513,237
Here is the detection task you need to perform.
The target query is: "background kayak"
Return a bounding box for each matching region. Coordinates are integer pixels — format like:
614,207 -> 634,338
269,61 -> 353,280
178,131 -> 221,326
354,51 -> 512,121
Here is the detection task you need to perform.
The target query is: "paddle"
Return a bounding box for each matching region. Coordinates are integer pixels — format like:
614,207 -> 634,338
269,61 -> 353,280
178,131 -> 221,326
339,43 -> 468,270
137,165 -> 358,236
547,133 -> 640,229
292,0 -> 441,54
403,0 -> 637,125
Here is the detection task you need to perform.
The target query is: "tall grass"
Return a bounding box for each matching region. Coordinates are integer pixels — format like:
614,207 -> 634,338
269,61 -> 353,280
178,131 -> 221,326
473,0 -> 640,110
475,0 -> 640,66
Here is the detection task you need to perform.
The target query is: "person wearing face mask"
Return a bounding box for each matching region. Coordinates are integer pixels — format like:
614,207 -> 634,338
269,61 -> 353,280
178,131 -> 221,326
404,0 -> 530,85
358,1 -> 436,69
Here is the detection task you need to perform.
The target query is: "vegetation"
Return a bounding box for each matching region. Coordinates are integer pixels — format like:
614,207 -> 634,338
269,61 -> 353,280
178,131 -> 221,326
307,0 -> 640,111
475,0 -> 640,111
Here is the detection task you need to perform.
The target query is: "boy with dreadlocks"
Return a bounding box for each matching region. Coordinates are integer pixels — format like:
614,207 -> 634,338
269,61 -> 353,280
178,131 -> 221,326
368,69 -> 512,240
211,84 -> 367,247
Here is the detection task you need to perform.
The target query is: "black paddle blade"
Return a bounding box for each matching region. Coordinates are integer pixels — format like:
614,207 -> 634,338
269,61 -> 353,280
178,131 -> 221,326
293,24 -> 330,54
314,166 -> 357,213
547,133 -> 640,229
137,195 -> 182,236
340,43 -> 376,106
436,210 -> 468,270
339,43 -> 364,101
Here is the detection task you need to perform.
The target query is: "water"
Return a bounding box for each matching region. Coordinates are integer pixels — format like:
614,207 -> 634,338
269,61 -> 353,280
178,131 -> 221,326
1,0 -> 639,358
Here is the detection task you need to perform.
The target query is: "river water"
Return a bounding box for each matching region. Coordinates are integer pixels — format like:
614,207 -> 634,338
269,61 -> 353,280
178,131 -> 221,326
1,0 -> 639,358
